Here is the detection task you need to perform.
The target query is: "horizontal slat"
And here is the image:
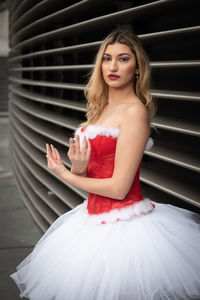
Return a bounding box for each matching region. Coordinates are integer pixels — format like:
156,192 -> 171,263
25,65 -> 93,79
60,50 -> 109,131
12,103 -> 71,147
151,89 -> 200,102
9,78 -> 200,104
9,0 -> 28,24
10,60 -> 200,72
11,93 -> 80,129
10,79 -> 200,105
9,108 -> 87,201
9,76 -> 84,91
11,0 -> 99,40
11,106 -> 72,166
9,25 -> 200,62
10,115 -> 87,203
9,41 -> 101,62
11,91 -> 199,138
9,84 -> 86,111
9,0 -> 21,15
145,144 -> 200,173
11,0 -> 58,33
11,138 -> 67,217
140,165 -> 200,207
11,91 -> 200,175
10,89 -> 200,172
11,64 -> 93,71
141,25 -> 200,41
152,115 -> 200,137
151,60 -> 200,68
140,182 -> 200,214
10,152 -> 50,231
12,92 -> 200,176
10,0 -> 176,51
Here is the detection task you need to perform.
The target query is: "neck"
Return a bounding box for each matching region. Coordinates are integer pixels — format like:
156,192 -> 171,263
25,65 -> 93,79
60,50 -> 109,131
107,85 -> 135,106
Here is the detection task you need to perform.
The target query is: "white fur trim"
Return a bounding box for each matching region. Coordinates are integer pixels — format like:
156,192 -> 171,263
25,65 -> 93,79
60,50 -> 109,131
73,125 -> 120,150
86,125 -> 120,139
81,198 -> 155,225
74,125 -> 154,151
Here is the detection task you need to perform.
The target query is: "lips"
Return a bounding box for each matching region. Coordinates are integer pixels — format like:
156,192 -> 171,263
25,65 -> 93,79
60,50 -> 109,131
108,74 -> 120,80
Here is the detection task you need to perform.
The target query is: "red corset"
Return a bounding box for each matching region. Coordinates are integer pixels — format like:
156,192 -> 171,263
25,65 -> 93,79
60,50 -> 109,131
74,125 -> 155,216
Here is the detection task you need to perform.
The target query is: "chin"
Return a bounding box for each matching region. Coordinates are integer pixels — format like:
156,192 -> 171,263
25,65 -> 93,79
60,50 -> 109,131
105,79 -> 133,89
105,81 -> 123,88
108,82 -> 131,89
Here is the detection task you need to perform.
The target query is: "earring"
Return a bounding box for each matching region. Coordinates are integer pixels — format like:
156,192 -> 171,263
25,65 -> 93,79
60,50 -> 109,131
135,73 -> 140,79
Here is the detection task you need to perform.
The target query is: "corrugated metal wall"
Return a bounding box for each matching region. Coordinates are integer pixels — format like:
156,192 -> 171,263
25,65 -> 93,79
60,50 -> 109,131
8,0 -> 200,231
0,9 -> 9,113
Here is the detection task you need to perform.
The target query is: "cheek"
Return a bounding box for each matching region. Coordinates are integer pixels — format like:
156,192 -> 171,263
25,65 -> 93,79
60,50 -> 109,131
124,65 -> 135,78
101,64 -> 107,79
127,66 -> 135,74
101,65 -> 105,75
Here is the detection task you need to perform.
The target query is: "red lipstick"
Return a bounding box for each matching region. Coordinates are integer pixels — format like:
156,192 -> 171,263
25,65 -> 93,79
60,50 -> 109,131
108,74 -> 120,80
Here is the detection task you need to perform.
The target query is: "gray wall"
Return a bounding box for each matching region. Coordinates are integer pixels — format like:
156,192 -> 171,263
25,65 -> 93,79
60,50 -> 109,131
0,9 -> 9,112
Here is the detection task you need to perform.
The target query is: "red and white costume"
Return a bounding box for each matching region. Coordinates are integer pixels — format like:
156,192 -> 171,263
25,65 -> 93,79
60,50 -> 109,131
11,125 -> 200,300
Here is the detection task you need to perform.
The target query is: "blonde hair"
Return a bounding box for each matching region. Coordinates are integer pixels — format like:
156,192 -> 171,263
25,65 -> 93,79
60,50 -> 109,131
81,28 -> 156,127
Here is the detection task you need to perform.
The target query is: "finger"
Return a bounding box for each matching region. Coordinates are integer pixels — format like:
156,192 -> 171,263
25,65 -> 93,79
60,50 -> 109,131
47,154 -> 54,165
46,143 -> 53,159
86,140 -> 91,159
46,144 -> 54,168
85,138 -> 89,149
50,144 -> 57,160
69,138 -> 75,155
82,136 -> 87,155
55,148 -> 62,162
75,135 -> 80,154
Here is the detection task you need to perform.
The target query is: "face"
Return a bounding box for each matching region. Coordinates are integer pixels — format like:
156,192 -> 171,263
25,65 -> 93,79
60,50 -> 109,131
101,42 -> 138,89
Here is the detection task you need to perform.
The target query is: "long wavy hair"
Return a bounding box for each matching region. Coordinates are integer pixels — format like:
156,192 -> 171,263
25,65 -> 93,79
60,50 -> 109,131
81,28 -> 156,127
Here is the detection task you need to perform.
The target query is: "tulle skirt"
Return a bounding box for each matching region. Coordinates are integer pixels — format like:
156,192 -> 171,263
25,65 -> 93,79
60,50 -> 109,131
10,199 -> 200,300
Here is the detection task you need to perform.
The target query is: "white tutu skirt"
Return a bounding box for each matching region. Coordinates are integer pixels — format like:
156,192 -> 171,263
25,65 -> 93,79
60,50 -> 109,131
10,199 -> 200,300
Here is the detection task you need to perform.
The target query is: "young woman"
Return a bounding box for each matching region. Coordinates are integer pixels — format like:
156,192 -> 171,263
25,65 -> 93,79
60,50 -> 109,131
11,29 -> 200,300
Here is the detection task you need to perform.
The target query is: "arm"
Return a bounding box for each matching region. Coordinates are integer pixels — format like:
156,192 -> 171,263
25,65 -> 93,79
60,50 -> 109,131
70,168 -> 87,177
46,105 -> 150,200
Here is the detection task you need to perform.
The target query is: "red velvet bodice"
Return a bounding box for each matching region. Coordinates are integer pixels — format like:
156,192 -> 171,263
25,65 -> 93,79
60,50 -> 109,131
74,125 -> 155,216
87,135 -> 144,214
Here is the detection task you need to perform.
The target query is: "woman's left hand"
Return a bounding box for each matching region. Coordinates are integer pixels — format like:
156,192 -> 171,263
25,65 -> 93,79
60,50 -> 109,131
46,143 -> 70,180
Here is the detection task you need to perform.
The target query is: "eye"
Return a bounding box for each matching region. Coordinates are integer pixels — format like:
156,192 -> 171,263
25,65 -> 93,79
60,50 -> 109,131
102,56 -> 111,61
119,57 -> 129,62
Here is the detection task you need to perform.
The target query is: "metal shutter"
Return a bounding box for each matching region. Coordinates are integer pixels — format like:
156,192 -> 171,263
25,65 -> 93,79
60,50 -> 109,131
8,0 -> 200,231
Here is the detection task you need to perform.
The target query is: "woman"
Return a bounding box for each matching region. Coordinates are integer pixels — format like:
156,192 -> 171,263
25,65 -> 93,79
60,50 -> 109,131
11,29 -> 200,300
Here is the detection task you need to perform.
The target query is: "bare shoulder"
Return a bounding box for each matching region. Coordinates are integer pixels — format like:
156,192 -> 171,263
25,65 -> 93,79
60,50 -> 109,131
120,101 -> 149,128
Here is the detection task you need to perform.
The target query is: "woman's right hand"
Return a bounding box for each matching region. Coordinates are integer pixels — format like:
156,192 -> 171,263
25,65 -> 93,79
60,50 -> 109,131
67,134 -> 91,176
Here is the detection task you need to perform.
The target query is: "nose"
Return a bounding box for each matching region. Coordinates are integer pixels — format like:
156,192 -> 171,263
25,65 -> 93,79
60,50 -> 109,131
109,58 -> 118,72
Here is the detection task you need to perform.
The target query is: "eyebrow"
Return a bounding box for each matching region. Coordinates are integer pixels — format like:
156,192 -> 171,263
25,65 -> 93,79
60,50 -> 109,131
103,53 -> 131,57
